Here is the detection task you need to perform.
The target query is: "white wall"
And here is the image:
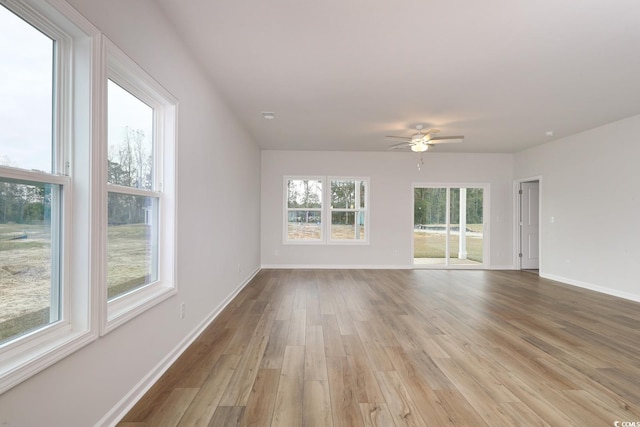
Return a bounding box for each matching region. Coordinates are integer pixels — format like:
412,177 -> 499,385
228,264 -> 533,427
514,114 -> 640,301
261,150 -> 514,268
0,1 -> 261,426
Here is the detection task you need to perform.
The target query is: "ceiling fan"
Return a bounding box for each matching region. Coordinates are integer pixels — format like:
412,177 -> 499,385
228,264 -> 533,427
386,125 -> 464,152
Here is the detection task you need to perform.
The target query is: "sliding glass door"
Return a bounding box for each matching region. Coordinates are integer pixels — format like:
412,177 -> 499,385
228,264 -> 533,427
413,185 -> 487,267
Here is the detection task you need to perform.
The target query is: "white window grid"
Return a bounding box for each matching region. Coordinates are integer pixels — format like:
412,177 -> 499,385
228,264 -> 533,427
283,176 -> 370,245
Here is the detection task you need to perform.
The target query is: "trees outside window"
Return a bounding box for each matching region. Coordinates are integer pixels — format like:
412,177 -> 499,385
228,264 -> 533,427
285,178 -> 323,242
106,79 -> 158,300
284,177 -> 369,244
330,179 -> 367,242
413,185 -> 487,267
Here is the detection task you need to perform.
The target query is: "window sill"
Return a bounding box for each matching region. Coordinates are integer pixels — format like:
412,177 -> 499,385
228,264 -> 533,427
283,240 -> 370,245
102,282 -> 176,335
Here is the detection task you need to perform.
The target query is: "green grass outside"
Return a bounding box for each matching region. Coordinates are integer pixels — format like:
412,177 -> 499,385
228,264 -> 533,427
0,223 -> 53,342
0,222 -> 151,342
107,223 -> 153,299
414,227 -> 483,262
0,240 -> 47,252
0,223 -> 49,251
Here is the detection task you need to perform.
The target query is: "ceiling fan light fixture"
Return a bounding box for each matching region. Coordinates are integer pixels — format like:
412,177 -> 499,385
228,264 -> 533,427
411,142 -> 428,152
386,124 -> 462,153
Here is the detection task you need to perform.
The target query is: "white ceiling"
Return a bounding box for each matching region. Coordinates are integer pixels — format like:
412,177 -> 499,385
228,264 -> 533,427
154,0 -> 640,153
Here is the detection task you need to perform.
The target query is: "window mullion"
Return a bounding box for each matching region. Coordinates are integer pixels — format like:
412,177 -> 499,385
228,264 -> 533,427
107,183 -> 161,198
0,167 -> 70,186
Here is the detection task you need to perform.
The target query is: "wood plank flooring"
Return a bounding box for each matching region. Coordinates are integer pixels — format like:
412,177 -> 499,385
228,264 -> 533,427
117,269 -> 640,426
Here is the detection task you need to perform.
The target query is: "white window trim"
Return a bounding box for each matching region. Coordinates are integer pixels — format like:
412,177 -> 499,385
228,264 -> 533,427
0,0 -> 179,394
283,176 -> 325,244
328,176 -> 369,244
100,37 -> 178,335
283,175 -> 370,245
0,0 -> 101,395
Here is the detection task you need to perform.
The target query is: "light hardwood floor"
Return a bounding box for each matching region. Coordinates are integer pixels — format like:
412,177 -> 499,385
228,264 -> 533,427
118,269 -> 640,426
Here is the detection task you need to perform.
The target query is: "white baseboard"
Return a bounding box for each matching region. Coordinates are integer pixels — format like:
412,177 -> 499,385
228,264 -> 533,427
96,267 -> 261,427
541,272 -> 640,303
262,264 -> 517,271
260,264 -> 413,270
490,265 -> 518,270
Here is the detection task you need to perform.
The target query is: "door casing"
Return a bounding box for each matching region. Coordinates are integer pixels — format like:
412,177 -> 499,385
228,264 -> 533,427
514,177 -> 542,270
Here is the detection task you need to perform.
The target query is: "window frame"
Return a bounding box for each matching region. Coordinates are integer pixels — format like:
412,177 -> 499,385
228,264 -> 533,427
411,182 -> 490,269
283,175 -> 370,245
283,176 -> 325,244
328,176 -> 369,244
0,0 -> 100,394
100,37 -> 178,335
0,0 -> 179,394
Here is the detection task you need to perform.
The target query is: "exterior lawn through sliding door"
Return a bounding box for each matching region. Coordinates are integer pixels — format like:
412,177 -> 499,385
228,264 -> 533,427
413,185 -> 488,267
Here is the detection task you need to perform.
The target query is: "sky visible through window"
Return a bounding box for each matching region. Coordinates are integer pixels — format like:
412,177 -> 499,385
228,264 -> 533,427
107,80 -> 154,170
0,5 -> 53,173
0,5 -> 154,175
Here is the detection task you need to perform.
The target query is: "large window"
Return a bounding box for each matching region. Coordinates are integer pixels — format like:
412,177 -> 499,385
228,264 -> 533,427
285,178 -> 323,242
330,178 -> 367,242
284,176 -> 369,244
0,0 -> 177,393
102,38 -> 177,333
0,0 -> 97,394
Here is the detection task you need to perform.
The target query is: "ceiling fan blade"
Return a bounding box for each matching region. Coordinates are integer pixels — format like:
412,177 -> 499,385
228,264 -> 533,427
388,141 -> 413,148
385,135 -> 412,142
429,136 -> 464,144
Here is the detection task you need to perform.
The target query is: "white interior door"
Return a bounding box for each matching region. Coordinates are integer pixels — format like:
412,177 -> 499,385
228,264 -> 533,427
520,181 -> 539,269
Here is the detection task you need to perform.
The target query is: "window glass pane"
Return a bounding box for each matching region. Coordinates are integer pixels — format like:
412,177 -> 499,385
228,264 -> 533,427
414,187 -> 484,266
330,180 -> 355,209
107,80 -> 154,190
287,210 -> 322,240
359,180 -> 366,209
107,193 -> 158,299
449,188 -> 483,265
331,211 -> 365,240
0,6 -> 54,173
287,179 -> 322,208
413,187 -> 447,265
0,179 -> 60,344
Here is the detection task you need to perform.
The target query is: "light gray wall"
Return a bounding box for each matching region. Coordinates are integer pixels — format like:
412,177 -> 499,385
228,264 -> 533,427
261,150 -> 515,268
514,114 -> 640,301
0,0 -> 261,425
